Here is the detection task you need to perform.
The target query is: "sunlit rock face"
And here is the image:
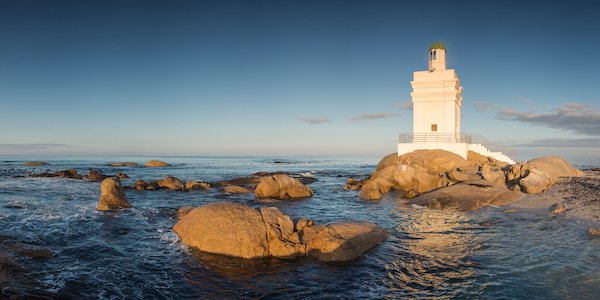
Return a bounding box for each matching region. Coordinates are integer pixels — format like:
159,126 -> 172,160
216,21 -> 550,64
98,177 -> 131,210
173,201 -> 388,262
255,174 -> 313,199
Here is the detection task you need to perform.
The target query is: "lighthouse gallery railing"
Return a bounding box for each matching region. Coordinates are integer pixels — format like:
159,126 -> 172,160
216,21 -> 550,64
398,132 -> 519,163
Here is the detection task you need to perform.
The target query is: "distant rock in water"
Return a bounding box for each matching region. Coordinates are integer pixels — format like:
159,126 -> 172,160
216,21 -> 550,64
84,171 -> 108,180
255,174 -> 313,199
144,160 -> 169,167
109,162 -> 138,166
24,161 -> 49,166
186,181 -> 210,190
115,172 -> 129,179
98,177 -> 131,210
173,201 -> 388,262
158,176 -> 185,190
223,185 -> 252,194
31,169 -> 83,179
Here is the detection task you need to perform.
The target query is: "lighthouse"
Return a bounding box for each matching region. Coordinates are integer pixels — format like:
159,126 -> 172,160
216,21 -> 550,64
398,43 -> 517,164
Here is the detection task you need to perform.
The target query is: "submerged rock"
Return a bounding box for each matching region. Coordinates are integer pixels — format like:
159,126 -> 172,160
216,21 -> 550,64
173,201 -> 388,262
98,177 -> 131,210
158,176 -> 185,190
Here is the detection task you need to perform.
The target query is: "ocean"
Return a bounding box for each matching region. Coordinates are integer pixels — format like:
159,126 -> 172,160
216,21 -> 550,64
1,155 -> 599,299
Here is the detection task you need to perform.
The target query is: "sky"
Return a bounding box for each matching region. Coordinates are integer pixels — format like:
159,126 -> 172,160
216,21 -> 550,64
0,0 -> 599,161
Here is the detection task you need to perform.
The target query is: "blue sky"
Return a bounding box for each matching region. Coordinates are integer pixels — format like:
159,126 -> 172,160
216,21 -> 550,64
0,1 -> 599,160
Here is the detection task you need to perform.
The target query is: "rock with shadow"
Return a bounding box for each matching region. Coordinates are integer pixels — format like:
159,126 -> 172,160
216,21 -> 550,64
173,201 -> 388,262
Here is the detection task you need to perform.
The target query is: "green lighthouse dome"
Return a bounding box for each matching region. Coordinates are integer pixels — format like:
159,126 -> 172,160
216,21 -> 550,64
429,42 -> 446,51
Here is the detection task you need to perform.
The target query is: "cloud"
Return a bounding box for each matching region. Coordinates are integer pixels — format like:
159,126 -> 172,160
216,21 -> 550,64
495,102 -> 600,136
0,143 -> 73,150
473,101 -> 499,112
349,113 -> 402,122
520,97 -> 533,104
510,138 -> 600,148
297,118 -> 331,124
395,101 -> 413,110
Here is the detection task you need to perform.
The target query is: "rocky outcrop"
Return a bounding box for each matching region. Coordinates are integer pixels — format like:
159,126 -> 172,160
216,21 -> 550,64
132,180 -> 149,190
506,157 -> 583,194
408,179 -> 520,211
144,160 -> 169,167
223,185 -> 252,194
109,162 -> 138,166
255,174 -> 313,199
176,206 -> 195,219
360,152 -> 584,200
30,169 -> 82,179
186,181 -> 210,190
98,178 -> 131,210
173,201 -> 388,262
115,172 -> 128,179
24,161 -> 49,166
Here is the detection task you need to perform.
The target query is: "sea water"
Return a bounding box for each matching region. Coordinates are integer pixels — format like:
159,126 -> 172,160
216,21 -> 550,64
1,156 -> 599,299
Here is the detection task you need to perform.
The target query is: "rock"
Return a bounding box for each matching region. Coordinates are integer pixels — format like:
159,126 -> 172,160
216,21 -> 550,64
24,162 -> 49,166
587,228 -> 600,237
376,153 -> 400,171
447,170 -> 482,183
173,201 -> 388,262
255,174 -> 313,199
109,162 -> 138,166
467,151 -> 510,167
144,160 -> 169,167
550,203 -> 566,214
519,169 -> 557,194
260,207 -> 304,259
223,185 -> 252,194
359,187 -> 383,200
397,149 -> 471,173
2,242 -> 52,259
176,206 -> 195,219
159,177 -> 185,190
54,169 -> 82,179
401,189 -> 420,199
84,171 -> 107,180
173,202 -> 269,259
186,181 -> 210,190
98,178 -> 130,210
525,157 -> 584,178
408,179 -> 520,211
0,246 -> 28,290
132,180 -> 149,190
480,171 -> 506,185
301,221 -> 389,262
115,172 -> 128,179
458,166 -> 480,172
413,170 -> 441,192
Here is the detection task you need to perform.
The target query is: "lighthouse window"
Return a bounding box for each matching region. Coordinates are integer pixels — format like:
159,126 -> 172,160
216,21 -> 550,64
431,124 -> 437,132
432,50 -> 436,60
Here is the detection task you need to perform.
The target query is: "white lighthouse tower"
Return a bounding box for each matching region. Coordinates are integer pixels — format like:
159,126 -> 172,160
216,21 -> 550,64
398,43 -> 517,164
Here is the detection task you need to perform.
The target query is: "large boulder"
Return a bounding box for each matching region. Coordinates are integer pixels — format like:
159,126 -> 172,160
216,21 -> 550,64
397,149 -> 471,173
523,157 -> 584,178
408,179 -> 520,211
173,202 -> 269,259
447,170 -> 482,183
255,174 -> 313,199
301,221 -> 389,262
144,160 -> 169,167
519,169 -> 557,194
173,201 -> 388,261
98,178 -> 131,210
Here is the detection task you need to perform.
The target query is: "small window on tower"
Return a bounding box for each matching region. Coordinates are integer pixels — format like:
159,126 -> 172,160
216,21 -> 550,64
431,124 -> 437,132
432,50 -> 436,60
